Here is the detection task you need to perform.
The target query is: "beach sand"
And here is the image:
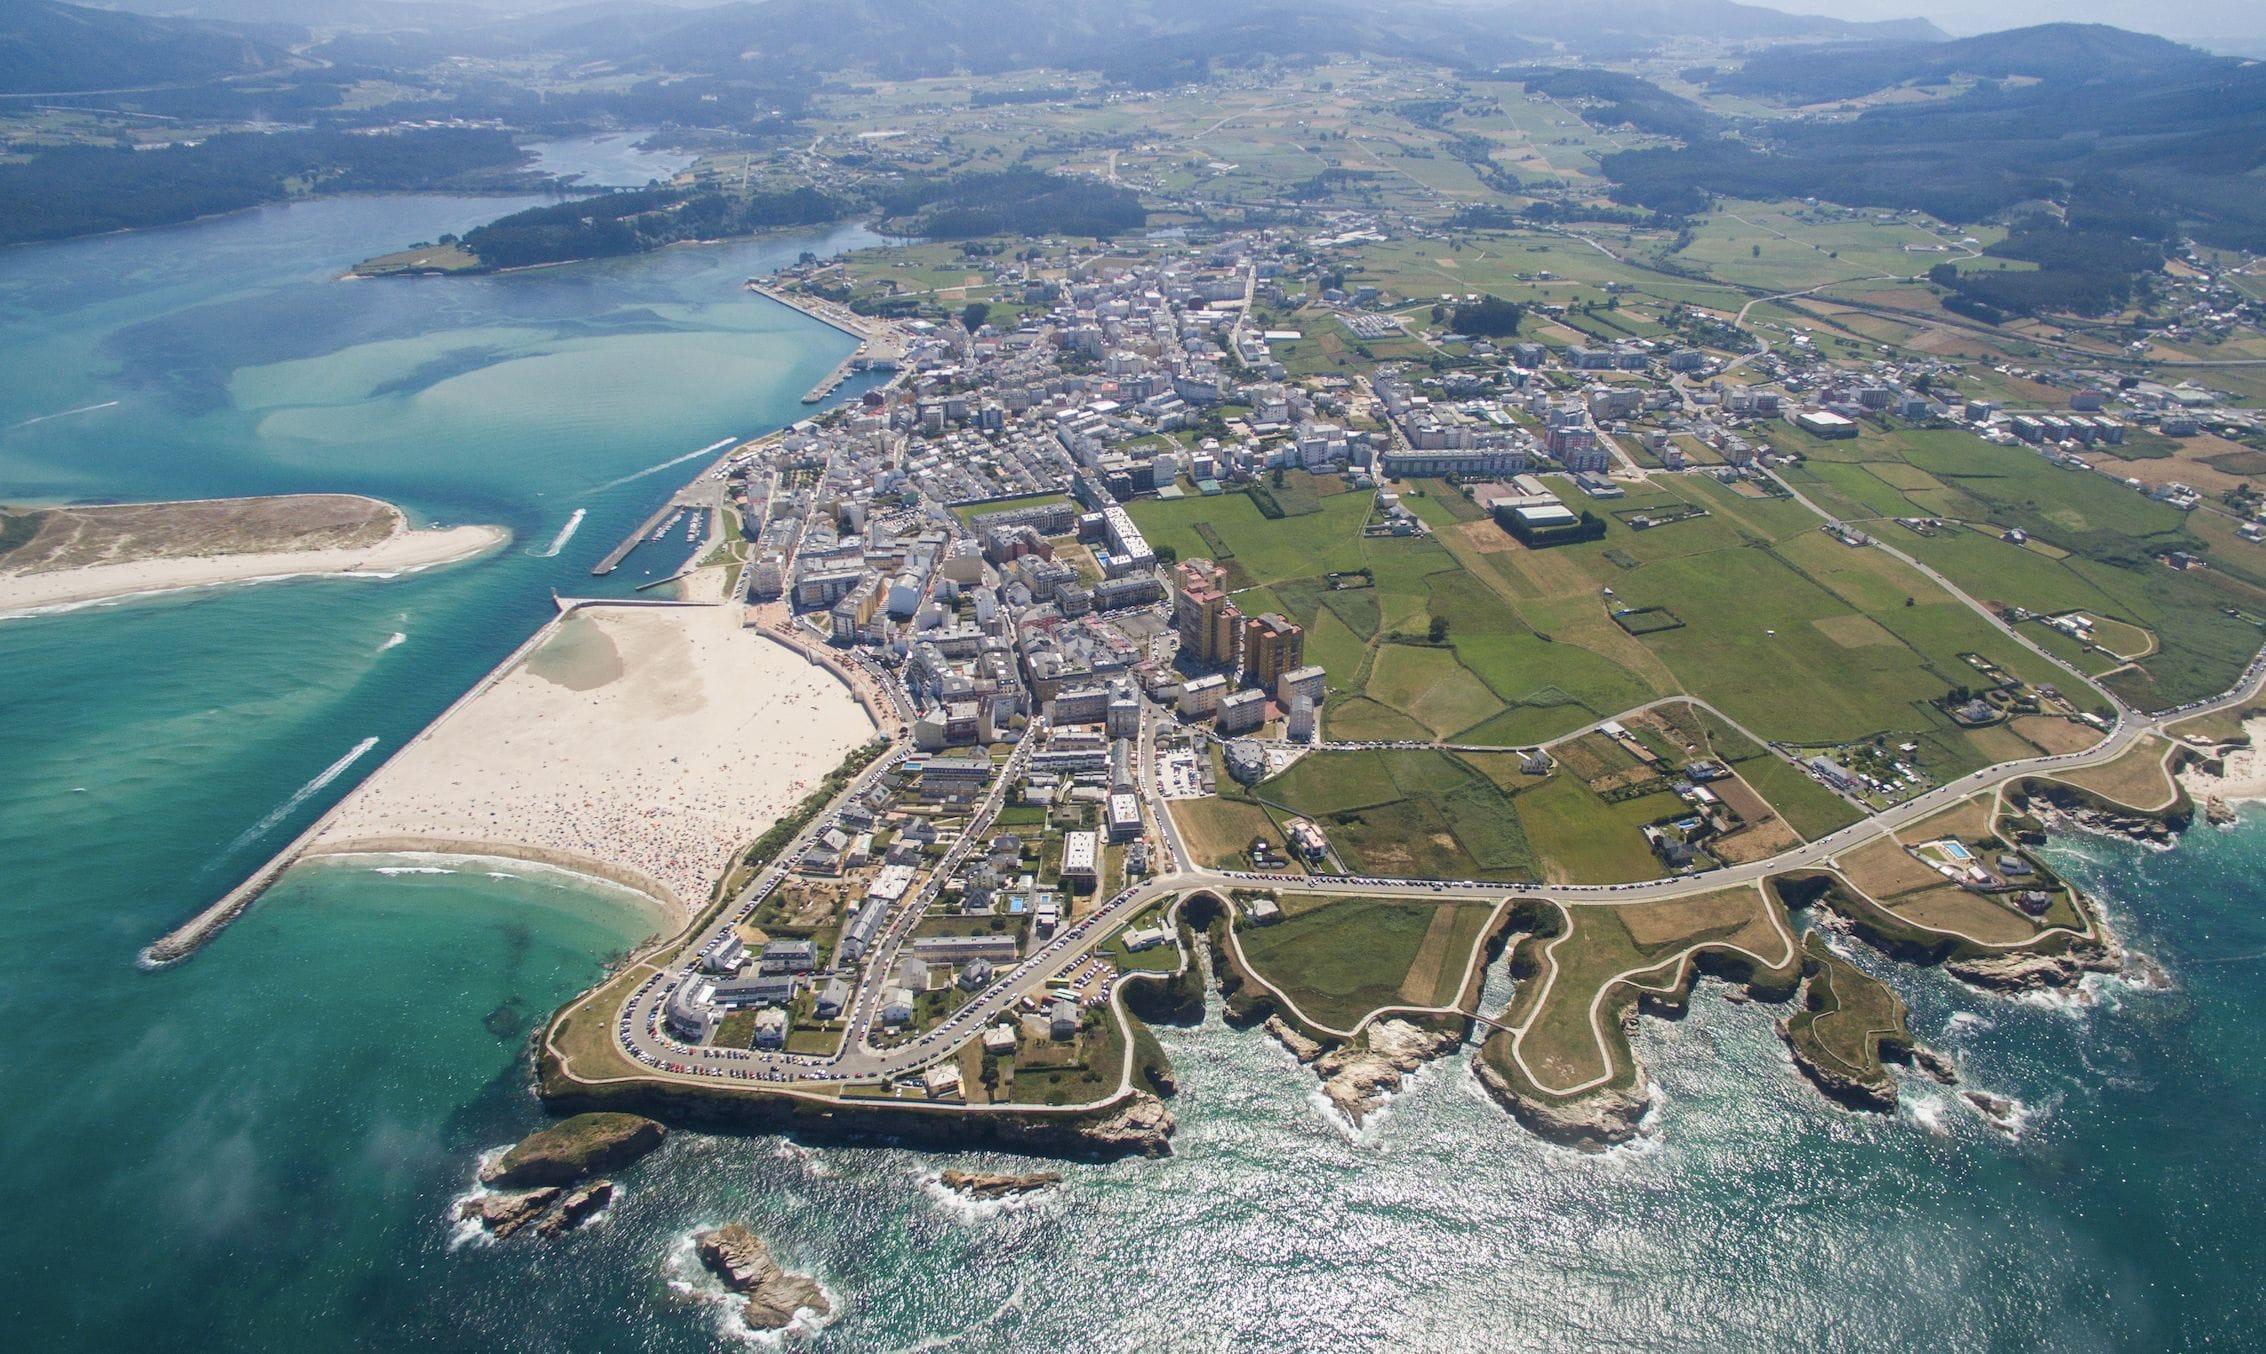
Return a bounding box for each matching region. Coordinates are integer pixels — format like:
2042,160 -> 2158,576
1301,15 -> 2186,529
0,519 -> 505,613
308,603 -> 875,911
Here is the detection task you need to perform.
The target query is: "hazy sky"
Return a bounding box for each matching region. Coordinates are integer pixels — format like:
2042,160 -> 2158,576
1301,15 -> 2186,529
105,0 -> 2266,56
1780,0 -> 2261,50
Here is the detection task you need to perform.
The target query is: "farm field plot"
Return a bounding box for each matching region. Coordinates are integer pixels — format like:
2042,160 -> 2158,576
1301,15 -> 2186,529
2034,735 -> 2181,811
1250,747 -> 1553,881
1366,643 -> 1503,738
1735,755 -> 1866,839
1812,430 -> 2266,708
1236,894 -> 1499,1032
1511,775 -> 1681,884
1141,478 -> 1672,746
1127,482 -> 1374,586
1170,797 -> 1286,871
1667,200 -> 1960,293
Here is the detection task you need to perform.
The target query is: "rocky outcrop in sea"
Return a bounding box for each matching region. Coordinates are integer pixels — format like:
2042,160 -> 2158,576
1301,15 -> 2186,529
457,1187 -> 561,1240
692,1224 -> 833,1331
938,1168 -> 1062,1200
1311,1019 -> 1459,1124
457,1178 -> 616,1241
481,1112 -> 665,1188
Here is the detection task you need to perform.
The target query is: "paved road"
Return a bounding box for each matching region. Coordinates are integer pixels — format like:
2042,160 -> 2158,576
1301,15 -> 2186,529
584,442 -> 2266,1095
592,638 -> 2263,1094
1765,468 -> 2129,717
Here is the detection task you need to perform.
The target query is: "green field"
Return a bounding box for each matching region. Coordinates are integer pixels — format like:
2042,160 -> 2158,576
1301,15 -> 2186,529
1236,893 -> 1497,1030
1132,476 -> 1669,745
1246,746 -> 1696,884
1774,427 -> 2265,708
1144,459 -> 2113,869
1496,889 -> 1795,1095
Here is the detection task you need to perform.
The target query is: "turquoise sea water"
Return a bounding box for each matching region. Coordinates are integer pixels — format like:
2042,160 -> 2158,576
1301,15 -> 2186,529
1,186 -> 2261,1350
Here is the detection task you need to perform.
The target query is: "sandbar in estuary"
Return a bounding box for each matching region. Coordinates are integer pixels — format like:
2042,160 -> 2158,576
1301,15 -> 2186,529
0,493 -> 504,614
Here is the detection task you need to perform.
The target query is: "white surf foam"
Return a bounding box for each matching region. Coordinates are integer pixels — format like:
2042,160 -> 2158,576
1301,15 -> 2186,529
531,507 -> 586,557
879,1281 -> 1026,1354
1905,1092 -> 1952,1136
223,736 -> 378,856
9,399 -> 118,429
588,437 -> 737,493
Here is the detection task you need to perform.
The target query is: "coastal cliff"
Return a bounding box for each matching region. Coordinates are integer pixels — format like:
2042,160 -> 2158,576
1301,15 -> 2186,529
1473,1051 -> 1650,1149
537,1054 -> 1175,1160
482,1112 -> 665,1188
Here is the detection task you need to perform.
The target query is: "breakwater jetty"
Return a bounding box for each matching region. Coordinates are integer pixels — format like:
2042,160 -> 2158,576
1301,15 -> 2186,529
742,279 -> 903,403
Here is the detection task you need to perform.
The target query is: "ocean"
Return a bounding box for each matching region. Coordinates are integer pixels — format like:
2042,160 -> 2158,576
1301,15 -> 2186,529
0,174 -> 2259,1351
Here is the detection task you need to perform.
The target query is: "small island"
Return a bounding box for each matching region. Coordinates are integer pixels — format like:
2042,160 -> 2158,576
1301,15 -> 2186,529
0,494 -> 503,613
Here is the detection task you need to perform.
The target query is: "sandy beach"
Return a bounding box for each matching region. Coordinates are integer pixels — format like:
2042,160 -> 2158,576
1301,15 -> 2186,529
0,515 -> 505,614
307,603 -> 875,911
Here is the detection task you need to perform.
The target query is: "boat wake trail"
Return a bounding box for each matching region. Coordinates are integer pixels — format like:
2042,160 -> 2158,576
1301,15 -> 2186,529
587,437 -> 736,494
9,399 -> 120,430
225,736 -> 379,856
378,631 -> 407,652
530,507 -> 587,557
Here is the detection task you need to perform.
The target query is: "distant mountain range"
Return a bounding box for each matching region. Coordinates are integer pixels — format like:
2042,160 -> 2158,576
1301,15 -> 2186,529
8,1 -> 1954,95
1713,21 -> 2231,102
1608,23 -> 2266,248
300,0 -> 1943,80
0,0 -> 297,95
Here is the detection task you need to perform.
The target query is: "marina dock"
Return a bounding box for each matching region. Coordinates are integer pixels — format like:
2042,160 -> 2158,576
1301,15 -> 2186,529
590,495 -> 689,577
802,353 -> 862,404
589,437 -> 754,576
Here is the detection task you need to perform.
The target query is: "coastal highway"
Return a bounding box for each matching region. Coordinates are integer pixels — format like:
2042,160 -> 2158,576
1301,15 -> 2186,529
594,646 -> 2265,1095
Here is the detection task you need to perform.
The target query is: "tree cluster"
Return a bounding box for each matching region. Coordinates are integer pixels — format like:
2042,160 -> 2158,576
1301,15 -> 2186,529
0,129 -> 525,247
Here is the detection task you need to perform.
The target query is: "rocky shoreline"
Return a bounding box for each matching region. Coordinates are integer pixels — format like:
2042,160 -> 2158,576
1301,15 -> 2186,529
2174,714 -> 2266,822
1945,936 -> 2125,993
2037,802 -> 2181,850
1263,1015 -> 1461,1126
539,1066 -> 1176,1160
1471,1052 -> 1649,1149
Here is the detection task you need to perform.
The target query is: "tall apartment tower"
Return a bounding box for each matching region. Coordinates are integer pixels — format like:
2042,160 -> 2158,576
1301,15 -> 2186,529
1242,612 -> 1305,693
1173,557 -> 1242,667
